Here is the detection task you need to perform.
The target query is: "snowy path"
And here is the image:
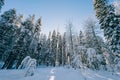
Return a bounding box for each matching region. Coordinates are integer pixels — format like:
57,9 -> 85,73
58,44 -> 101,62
49,68 -> 55,80
0,67 -> 120,80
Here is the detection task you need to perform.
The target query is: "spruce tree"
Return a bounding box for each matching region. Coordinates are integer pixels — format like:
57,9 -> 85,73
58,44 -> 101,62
56,32 -> 62,66
0,9 -> 18,62
84,18 -> 102,54
58,35 -> 63,65
15,15 -> 35,68
66,22 -> 74,65
55,32 -> 59,66
30,17 -> 41,64
44,32 -> 52,66
39,34 -> 47,65
84,18 -> 107,69
62,32 -> 67,65
2,15 -> 36,69
2,22 -> 25,69
51,30 -> 57,66
94,0 -> 120,55
78,30 -> 85,46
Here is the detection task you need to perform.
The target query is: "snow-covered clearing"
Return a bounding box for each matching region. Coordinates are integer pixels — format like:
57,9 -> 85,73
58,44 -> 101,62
0,67 -> 120,80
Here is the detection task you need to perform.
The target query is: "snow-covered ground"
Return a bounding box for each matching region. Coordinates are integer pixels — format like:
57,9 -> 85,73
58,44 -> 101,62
0,67 -> 120,80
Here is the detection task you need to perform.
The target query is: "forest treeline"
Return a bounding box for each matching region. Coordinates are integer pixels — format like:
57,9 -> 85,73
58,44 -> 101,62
0,0 -> 120,71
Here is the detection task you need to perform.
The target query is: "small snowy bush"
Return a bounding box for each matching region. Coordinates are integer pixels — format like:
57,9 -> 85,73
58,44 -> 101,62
18,56 -> 31,69
18,56 -> 37,77
24,59 -> 36,77
86,48 -> 96,63
86,48 -> 98,69
72,54 -> 83,69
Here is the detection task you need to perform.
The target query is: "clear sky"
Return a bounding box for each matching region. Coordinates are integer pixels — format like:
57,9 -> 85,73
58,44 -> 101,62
1,0 -> 113,35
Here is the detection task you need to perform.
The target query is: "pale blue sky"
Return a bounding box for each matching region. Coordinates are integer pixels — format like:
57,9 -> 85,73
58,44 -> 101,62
1,0 -> 113,35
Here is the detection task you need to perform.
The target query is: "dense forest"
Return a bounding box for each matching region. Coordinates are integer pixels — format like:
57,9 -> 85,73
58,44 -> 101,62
0,0 -> 120,74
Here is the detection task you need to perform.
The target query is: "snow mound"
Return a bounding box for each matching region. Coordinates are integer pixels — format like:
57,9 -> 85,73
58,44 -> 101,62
18,56 -> 37,77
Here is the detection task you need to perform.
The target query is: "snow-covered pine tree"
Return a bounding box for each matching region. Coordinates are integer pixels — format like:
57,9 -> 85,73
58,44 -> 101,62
65,22 -> 74,66
15,15 -> 35,68
0,9 -> 18,64
84,18 -> 102,54
2,24 -> 26,69
15,14 -> 23,28
51,30 -> 57,66
83,18 -> 107,69
78,31 -> 84,46
94,0 -> 120,55
57,32 -> 62,66
45,32 -> 52,66
35,42 -> 42,65
30,17 -> 41,65
55,31 -> 60,66
39,34 -> 47,65
72,52 -> 83,69
62,32 -> 67,66
76,31 -> 87,68
2,15 -> 36,69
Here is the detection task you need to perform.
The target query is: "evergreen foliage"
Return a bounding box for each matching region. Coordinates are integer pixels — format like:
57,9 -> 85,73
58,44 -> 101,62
0,0 -> 120,72
94,0 -> 120,55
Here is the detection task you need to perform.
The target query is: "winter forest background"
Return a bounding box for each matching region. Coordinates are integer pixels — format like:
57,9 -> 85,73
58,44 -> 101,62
0,0 -> 120,80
